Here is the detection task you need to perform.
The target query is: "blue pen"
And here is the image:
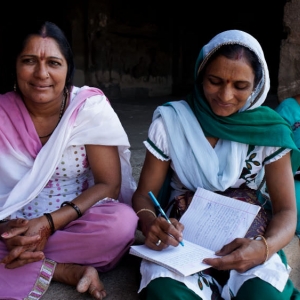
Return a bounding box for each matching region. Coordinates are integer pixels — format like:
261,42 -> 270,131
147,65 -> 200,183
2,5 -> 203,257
148,191 -> 184,246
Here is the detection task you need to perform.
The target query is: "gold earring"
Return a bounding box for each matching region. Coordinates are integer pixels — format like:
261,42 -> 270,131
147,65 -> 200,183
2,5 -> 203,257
13,83 -> 17,91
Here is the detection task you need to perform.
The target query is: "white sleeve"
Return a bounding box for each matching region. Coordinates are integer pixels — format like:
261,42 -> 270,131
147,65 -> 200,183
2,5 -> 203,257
143,117 -> 170,161
263,147 -> 291,165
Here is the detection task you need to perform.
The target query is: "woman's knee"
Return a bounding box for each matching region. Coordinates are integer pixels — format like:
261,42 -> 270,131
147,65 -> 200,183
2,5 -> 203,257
144,277 -> 201,300
235,277 -> 295,300
113,202 -> 138,230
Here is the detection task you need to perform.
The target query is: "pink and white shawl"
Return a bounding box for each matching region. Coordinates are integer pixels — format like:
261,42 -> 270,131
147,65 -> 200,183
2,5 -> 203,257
0,85 -> 136,219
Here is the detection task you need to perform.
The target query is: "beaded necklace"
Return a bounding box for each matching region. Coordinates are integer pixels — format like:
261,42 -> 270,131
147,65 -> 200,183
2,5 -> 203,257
39,93 -> 67,139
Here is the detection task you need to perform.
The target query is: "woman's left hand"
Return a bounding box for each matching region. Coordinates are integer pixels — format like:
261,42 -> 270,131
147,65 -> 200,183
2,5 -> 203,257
0,216 -> 50,268
202,237 -> 267,273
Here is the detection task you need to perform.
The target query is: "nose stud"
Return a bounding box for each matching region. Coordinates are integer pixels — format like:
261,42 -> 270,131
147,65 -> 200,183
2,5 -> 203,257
46,73 -> 49,78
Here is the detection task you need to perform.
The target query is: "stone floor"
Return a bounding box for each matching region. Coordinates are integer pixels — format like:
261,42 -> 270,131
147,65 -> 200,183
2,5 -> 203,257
43,94 -> 300,299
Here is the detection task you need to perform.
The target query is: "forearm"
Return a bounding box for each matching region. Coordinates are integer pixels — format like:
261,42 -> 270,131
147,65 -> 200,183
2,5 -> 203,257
132,152 -> 171,235
263,208 -> 296,257
132,192 -> 157,235
263,153 -> 297,257
50,182 -> 120,231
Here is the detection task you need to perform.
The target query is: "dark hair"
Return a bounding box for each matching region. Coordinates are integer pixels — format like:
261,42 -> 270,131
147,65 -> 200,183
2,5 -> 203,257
0,20 -> 75,93
199,44 -> 262,88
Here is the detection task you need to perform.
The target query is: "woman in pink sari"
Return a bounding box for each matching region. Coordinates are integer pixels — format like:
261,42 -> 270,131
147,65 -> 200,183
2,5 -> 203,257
0,20 -> 138,299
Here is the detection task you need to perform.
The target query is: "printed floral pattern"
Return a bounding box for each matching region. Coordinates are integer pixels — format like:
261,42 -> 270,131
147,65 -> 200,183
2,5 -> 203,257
239,145 -> 261,185
197,271 -> 223,300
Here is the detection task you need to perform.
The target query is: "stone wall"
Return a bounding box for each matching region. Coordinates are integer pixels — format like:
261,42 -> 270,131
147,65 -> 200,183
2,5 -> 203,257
0,0 -> 287,104
66,0 -> 286,102
68,0 -> 173,99
278,0 -> 300,102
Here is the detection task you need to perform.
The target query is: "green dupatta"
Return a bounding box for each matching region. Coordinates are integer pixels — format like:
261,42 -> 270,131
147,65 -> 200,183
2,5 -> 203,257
186,90 -> 300,172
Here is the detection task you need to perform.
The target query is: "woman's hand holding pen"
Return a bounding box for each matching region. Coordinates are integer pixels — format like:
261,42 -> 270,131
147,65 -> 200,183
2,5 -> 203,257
144,216 -> 184,250
147,191 -> 185,248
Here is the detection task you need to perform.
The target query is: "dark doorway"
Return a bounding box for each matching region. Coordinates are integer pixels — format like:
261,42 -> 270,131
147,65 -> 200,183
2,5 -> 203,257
170,0 -> 286,96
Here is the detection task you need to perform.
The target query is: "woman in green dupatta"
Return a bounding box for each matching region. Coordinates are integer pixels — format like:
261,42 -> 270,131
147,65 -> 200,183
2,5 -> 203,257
132,30 -> 300,299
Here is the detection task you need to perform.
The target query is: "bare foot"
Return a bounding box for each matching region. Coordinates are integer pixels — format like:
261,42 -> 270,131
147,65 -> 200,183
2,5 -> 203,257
53,263 -> 107,299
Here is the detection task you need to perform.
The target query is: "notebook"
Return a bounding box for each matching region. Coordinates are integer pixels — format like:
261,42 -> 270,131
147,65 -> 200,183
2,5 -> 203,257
130,187 -> 260,276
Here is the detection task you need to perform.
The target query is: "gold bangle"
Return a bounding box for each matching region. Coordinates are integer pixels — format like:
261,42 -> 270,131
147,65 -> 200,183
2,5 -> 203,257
254,235 -> 269,264
136,208 -> 156,218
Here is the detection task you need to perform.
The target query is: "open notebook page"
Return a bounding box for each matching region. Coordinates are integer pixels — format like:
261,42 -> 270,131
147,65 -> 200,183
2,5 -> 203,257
180,187 -> 261,252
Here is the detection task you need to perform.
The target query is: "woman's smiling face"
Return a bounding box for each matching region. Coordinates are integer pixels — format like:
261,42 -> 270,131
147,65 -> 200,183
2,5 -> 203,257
202,55 -> 255,117
15,35 -> 68,104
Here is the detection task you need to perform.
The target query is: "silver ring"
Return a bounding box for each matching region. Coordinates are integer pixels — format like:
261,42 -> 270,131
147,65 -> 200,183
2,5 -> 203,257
155,239 -> 161,246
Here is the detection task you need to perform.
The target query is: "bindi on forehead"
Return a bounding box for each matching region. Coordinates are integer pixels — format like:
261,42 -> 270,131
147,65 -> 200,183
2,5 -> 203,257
39,53 -> 46,60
